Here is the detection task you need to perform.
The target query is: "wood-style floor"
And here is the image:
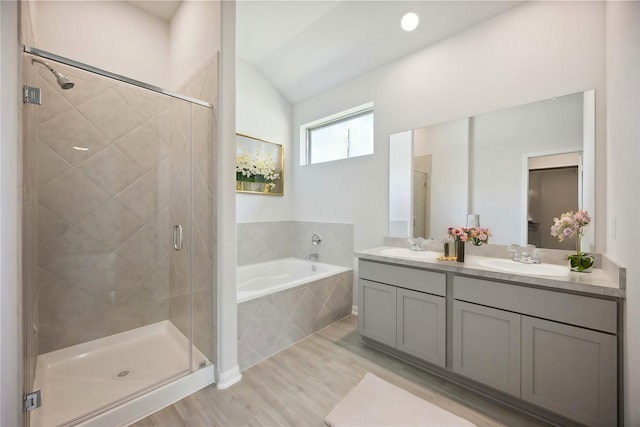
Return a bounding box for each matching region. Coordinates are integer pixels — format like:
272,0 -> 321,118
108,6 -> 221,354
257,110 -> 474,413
132,316 -> 549,427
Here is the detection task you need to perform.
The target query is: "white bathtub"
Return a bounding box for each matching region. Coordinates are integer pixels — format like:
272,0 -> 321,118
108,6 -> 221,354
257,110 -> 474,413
237,257 -> 351,303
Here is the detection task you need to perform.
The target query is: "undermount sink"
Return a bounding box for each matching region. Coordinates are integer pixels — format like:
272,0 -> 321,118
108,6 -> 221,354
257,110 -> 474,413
380,248 -> 440,260
477,258 -> 570,277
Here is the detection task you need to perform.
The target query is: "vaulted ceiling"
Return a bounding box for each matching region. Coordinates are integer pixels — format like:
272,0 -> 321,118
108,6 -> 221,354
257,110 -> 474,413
237,1 -> 524,104
128,1 -> 525,104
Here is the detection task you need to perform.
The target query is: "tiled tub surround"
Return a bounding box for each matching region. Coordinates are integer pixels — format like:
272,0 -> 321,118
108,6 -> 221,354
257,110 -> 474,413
237,221 -> 292,266
237,221 -> 354,267
292,221 -> 354,268
34,56 -> 218,363
237,261 -> 353,370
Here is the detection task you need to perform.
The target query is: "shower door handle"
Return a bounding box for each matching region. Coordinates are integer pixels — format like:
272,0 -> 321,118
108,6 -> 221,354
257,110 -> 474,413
173,225 -> 183,251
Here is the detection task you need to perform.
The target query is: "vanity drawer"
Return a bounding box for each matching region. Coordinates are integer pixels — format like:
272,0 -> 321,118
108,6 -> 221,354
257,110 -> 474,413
453,276 -> 617,334
359,260 -> 446,296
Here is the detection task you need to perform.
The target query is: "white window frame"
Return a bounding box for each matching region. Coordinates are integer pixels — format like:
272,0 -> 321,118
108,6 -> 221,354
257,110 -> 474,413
300,102 -> 374,165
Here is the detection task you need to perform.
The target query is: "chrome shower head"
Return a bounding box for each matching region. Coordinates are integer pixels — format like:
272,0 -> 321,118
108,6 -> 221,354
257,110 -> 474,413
32,57 -> 75,90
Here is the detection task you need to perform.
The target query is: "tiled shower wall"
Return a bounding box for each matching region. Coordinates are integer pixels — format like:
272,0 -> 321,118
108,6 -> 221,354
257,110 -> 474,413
237,221 -> 354,267
169,57 -> 217,363
36,61 -> 173,353
34,56 -> 217,362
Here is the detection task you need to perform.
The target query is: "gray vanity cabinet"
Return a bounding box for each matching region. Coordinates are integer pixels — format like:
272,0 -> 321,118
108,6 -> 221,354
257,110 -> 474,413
521,316 -> 617,427
358,258 -> 620,426
452,300 -> 521,397
454,275 -> 618,426
358,279 -> 396,347
397,288 -> 446,367
358,260 -> 447,367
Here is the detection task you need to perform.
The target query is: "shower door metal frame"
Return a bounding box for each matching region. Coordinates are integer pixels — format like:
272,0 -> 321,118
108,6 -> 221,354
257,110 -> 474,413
24,46 -> 212,108
21,47 -> 215,427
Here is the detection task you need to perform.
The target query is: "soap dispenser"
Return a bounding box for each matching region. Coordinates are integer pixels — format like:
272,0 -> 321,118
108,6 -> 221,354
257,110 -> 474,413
444,234 -> 455,257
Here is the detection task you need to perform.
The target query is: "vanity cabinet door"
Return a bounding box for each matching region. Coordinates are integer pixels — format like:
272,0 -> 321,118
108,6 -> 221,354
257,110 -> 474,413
521,316 -> 617,427
358,279 -> 396,347
453,300 -> 521,397
396,288 -> 446,367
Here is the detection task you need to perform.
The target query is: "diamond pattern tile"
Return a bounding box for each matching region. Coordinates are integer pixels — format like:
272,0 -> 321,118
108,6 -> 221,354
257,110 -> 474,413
37,141 -> 71,189
115,207 -> 169,271
116,124 -> 168,172
115,159 -> 169,221
35,54 -> 218,357
39,169 -> 110,225
76,89 -> 145,141
75,199 -> 143,250
77,145 -> 143,196
192,170 -> 213,259
116,86 -> 170,121
201,57 -> 219,104
238,271 -> 353,370
74,253 -> 144,304
192,229 -> 213,294
39,109 -> 110,166
38,227 -> 111,285
147,111 -> 170,145
37,203 -> 70,251
38,76 -> 73,123
55,67 -> 110,106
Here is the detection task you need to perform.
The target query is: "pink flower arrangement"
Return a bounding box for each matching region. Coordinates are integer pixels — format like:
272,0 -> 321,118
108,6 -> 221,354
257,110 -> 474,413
550,209 -> 591,251
448,227 -> 491,246
550,209 -> 593,272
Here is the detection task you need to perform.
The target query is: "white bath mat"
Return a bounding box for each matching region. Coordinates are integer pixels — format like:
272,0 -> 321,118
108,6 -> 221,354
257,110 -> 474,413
325,373 -> 476,427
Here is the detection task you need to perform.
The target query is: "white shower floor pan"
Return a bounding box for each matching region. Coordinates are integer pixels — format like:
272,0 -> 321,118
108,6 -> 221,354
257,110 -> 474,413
31,320 -> 209,427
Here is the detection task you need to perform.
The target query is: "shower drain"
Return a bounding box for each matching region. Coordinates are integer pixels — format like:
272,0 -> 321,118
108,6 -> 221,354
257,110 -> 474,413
112,369 -> 134,380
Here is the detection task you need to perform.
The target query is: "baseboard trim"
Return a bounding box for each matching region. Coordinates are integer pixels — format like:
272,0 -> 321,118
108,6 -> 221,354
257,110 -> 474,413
351,305 -> 358,316
217,365 -> 242,389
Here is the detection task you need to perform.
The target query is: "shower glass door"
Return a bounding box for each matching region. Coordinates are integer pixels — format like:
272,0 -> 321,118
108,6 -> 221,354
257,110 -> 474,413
23,52 -> 198,426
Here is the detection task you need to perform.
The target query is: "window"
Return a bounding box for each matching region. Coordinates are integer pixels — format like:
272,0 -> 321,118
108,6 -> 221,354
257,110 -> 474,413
301,103 -> 374,165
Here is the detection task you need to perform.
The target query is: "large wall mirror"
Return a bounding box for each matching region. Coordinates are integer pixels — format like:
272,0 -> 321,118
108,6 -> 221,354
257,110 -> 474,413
389,90 -> 595,251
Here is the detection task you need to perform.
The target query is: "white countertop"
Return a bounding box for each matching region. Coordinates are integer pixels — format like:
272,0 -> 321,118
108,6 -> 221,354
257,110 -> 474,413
356,246 -> 625,298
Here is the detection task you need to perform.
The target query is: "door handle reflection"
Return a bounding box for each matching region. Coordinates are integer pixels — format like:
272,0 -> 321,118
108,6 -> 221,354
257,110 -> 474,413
173,225 -> 183,251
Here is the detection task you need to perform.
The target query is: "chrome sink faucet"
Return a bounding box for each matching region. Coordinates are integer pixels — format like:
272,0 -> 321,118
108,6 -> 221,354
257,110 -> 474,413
408,237 -> 428,251
508,244 -> 541,264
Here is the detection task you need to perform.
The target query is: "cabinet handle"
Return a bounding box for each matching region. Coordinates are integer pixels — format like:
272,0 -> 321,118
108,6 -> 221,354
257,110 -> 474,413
173,225 -> 183,251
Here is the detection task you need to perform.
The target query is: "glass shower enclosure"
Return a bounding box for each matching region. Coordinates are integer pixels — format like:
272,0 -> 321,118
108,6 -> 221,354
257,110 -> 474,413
22,49 -> 216,426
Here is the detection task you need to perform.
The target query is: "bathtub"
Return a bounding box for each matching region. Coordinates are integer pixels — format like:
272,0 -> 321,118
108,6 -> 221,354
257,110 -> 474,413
236,257 -> 353,370
237,257 -> 350,303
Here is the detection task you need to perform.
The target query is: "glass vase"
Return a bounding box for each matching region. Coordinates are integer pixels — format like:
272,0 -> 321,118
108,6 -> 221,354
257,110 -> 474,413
568,252 -> 594,273
456,239 -> 465,263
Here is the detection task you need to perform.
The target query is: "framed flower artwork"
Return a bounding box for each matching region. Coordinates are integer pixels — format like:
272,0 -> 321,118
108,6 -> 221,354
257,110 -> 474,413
236,133 -> 284,196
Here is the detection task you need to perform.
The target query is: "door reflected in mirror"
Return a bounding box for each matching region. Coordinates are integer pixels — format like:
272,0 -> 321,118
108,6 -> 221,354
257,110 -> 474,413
388,90 -> 595,250
527,153 -> 580,250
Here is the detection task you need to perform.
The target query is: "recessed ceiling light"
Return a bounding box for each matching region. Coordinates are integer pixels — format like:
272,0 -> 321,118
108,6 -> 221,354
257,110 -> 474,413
401,11 -> 420,32
72,146 -> 89,151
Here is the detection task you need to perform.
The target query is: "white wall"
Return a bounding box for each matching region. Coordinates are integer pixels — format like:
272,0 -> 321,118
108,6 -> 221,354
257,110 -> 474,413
236,59 -> 293,223
605,2 -> 640,425
292,1 -> 606,253
217,0 -> 242,387
169,1 -> 221,90
30,0 -> 222,92
1,1 -> 22,425
388,131 -> 412,237
32,1 -> 170,88
414,118 -> 469,238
